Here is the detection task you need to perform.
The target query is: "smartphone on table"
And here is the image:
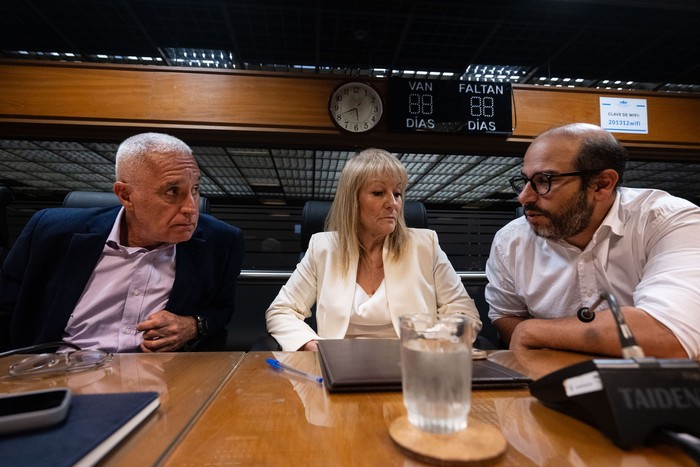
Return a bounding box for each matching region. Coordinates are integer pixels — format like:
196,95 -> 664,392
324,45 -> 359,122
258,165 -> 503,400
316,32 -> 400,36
0,388 -> 71,435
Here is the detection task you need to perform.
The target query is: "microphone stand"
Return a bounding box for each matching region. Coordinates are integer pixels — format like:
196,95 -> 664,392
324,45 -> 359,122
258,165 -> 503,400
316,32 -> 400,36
576,291 -> 644,359
530,291 -> 700,454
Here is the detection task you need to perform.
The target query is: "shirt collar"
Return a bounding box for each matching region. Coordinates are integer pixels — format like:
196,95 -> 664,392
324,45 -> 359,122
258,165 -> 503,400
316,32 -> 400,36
105,207 -> 126,250
105,207 -> 175,253
587,190 -> 624,250
598,190 -> 624,237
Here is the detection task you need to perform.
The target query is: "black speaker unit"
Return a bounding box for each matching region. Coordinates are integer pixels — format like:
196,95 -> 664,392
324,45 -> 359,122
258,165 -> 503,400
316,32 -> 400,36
529,356 -> 700,448
530,291 -> 700,455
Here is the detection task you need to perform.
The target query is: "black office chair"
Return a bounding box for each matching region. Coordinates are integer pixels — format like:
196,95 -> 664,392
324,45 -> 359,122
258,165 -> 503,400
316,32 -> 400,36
0,185 -> 14,264
63,190 -> 210,214
300,199 -> 499,350
251,199 -> 432,351
300,200 -> 428,251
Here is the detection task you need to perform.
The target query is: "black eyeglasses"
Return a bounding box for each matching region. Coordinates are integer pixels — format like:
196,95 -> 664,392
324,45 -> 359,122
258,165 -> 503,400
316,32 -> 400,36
509,171 -> 595,196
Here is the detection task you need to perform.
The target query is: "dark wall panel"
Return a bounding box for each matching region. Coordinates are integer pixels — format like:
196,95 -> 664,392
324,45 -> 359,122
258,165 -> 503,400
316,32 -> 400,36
5,201 -> 513,272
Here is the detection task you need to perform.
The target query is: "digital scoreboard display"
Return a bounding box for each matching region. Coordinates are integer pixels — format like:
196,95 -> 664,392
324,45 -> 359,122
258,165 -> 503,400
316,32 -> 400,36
388,78 -> 512,134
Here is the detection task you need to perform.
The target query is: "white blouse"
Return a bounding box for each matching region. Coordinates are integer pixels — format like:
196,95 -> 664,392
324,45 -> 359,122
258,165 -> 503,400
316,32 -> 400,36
345,280 -> 397,339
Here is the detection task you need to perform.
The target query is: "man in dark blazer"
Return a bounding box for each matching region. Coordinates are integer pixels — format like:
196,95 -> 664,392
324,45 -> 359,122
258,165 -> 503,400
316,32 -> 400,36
0,133 -> 244,352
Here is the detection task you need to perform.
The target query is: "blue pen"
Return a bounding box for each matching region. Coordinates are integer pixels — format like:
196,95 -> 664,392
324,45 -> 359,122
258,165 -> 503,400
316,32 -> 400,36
265,358 -> 323,384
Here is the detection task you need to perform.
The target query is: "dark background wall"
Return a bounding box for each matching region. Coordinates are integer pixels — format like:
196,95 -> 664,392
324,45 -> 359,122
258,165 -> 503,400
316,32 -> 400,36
5,200 -> 513,271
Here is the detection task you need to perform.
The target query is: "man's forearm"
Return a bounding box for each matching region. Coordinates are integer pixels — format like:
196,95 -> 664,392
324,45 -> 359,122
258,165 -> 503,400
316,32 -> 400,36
508,307 -> 687,358
492,316 -> 529,345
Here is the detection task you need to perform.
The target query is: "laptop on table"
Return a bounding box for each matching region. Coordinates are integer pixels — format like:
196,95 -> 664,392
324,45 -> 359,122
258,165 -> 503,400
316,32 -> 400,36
317,339 -> 531,393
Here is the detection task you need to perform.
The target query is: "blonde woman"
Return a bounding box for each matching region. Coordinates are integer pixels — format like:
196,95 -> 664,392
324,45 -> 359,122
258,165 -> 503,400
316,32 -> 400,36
266,148 -> 481,351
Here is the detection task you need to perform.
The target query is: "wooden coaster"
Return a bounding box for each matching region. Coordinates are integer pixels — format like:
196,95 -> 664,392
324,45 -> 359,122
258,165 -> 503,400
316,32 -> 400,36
389,415 -> 507,464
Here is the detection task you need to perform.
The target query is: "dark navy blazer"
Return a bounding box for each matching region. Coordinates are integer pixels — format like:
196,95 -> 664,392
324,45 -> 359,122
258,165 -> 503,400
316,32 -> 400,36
0,206 -> 244,350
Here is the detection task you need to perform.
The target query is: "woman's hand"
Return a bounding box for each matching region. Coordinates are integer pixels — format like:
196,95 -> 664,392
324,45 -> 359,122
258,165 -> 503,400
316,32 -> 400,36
300,340 -> 319,351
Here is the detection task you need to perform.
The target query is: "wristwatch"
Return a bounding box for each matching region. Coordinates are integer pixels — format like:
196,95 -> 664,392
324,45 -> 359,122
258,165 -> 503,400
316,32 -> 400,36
194,315 -> 209,339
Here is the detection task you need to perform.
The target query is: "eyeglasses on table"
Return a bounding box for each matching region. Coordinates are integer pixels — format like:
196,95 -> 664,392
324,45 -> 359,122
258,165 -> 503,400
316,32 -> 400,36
1,341 -> 113,377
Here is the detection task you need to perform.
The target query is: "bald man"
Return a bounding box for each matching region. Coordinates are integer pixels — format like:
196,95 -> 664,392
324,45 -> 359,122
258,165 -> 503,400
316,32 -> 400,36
486,123 -> 700,359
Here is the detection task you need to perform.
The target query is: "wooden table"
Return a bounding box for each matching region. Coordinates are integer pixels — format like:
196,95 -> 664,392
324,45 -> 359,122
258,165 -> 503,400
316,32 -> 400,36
161,350 -> 692,466
0,352 -> 244,466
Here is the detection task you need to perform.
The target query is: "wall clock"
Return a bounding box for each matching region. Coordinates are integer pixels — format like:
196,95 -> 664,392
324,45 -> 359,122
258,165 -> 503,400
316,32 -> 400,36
328,81 -> 383,133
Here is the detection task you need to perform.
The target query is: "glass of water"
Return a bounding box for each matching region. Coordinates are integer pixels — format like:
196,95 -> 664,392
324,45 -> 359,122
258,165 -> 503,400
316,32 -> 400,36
399,313 -> 473,434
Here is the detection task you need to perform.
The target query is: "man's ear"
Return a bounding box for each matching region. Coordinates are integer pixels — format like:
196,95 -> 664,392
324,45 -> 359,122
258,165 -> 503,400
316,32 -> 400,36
593,169 -> 619,196
113,181 -> 133,208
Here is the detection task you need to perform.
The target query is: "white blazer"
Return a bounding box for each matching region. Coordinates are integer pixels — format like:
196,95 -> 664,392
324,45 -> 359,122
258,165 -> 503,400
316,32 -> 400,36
266,228 -> 482,351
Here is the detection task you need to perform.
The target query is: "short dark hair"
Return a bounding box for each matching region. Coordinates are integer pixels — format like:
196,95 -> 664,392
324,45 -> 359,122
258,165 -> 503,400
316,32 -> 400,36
544,123 -> 627,189
577,131 -> 627,188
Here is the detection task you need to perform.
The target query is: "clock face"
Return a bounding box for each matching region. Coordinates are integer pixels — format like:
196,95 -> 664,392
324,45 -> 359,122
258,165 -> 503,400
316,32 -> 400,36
329,82 -> 383,133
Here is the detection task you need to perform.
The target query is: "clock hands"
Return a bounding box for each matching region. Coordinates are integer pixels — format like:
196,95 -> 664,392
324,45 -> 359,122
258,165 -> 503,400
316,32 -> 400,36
342,107 -> 360,120
330,82 -> 382,132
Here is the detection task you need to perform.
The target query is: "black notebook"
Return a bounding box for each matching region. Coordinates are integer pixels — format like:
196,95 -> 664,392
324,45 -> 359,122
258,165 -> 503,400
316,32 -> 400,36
0,391 -> 160,467
317,339 -> 531,393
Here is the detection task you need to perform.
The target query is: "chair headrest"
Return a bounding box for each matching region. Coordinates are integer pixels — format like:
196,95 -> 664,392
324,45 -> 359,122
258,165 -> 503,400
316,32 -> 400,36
62,191 -> 210,214
300,201 -> 331,252
63,191 -> 120,209
0,185 -> 14,206
300,200 -> 428,251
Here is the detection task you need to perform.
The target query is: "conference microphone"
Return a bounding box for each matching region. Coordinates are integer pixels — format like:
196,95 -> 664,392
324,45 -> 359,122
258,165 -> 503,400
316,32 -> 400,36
575,291 -> 644,359
529,291 -> 700,457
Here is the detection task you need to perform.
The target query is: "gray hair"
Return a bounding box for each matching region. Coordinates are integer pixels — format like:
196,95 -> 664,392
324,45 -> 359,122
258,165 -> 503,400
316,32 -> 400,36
115,132 -> 193,182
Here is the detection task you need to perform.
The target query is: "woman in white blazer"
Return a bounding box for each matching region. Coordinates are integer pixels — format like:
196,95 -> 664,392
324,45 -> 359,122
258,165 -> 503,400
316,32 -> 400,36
266,148 -> 482,351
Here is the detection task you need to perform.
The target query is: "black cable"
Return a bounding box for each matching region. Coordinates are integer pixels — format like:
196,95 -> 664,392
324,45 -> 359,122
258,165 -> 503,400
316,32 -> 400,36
655,428 -> 700,464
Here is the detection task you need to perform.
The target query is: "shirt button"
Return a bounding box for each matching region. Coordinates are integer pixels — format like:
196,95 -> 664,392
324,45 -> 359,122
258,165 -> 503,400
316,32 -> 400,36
133,289 -> 141,296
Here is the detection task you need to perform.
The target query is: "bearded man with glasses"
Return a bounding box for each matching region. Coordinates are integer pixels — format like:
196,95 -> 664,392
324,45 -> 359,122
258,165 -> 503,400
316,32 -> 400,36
485,123 -> 700,359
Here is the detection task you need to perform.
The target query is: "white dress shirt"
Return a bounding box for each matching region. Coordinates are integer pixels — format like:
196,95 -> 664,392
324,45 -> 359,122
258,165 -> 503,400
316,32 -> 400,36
486,187 -> 700,358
